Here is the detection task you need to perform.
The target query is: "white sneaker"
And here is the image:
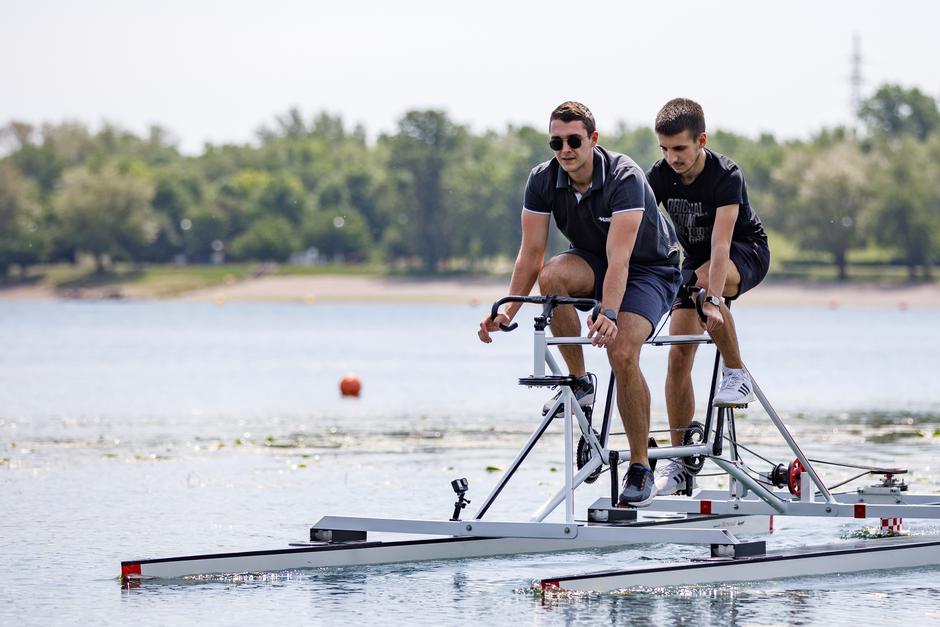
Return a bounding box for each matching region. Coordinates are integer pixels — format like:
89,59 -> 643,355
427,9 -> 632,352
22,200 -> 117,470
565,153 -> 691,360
713,368 -> 756,406
654,460 -> 691,495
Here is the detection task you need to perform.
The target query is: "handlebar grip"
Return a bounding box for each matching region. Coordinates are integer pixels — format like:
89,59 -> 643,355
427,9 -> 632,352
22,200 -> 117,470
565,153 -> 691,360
689,286 -> 707,323
499,322 -> 518,332
590,302 -> 602,321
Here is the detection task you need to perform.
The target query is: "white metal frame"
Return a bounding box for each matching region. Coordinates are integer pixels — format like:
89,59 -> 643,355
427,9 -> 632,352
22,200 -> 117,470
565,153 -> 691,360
121,296 -> 940,584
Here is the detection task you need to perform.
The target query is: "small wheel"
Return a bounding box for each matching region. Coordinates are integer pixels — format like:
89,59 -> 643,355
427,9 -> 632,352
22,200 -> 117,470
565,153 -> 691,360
788,458 -> 805,496
648,436 -> 658,472
577,429 -> 603,484
681,421 -> 706,473
769,463 -> 789,488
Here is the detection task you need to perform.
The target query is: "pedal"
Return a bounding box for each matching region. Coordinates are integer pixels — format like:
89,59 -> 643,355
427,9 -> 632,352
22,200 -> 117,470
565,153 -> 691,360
309,528 -> 368,543
519,375 -> 576,388
588,504 -> 638,523
710,540 -> 766,559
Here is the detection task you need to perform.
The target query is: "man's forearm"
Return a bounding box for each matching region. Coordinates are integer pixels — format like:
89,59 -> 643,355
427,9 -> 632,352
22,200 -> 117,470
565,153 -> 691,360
708,244 -> 730,297
502,254 -> 543,319
601,257 -> 629,314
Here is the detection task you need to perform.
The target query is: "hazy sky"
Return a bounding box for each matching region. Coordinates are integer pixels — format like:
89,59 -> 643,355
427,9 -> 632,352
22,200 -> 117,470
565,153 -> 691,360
3,0 -> 937,153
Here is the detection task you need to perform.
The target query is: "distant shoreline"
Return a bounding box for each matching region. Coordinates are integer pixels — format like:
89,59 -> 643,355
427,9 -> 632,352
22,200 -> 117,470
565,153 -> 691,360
2,275 -> 939,309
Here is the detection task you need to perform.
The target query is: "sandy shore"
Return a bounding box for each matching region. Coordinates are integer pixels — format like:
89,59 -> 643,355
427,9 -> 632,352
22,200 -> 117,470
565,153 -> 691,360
3,275 -> 939,308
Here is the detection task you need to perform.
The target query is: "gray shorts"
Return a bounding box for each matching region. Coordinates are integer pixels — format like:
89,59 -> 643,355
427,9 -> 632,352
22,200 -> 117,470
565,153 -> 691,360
560,248 -> 682,333
673,239 -> 770,310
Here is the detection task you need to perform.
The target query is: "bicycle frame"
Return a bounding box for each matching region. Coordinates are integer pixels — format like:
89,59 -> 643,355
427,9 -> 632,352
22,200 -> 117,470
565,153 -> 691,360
474,295 -> 835,525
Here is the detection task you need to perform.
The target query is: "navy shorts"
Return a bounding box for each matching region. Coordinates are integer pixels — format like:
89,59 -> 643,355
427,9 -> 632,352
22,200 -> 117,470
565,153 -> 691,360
560,248 -> 682,334
673,239 -> 770,310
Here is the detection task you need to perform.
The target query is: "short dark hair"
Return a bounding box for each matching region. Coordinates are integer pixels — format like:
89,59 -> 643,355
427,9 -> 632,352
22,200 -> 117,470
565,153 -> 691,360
655,98 -> 706,137
550,101 -> 596,136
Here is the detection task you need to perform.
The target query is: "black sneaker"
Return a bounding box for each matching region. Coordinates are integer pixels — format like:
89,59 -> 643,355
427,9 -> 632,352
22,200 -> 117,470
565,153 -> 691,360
542,374 -> 595,417
618,463 -> 657,508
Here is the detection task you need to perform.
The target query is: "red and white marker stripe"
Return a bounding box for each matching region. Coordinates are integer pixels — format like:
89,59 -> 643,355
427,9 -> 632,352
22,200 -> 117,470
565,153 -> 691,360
880,517 -> 904,535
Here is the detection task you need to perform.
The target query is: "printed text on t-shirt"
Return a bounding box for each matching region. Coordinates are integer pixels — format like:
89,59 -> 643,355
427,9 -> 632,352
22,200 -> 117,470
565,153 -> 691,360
667,198 -> 708,245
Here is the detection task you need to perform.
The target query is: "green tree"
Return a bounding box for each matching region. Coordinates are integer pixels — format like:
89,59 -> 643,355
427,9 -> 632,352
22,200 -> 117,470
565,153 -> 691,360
443,127 -> 539,267
12,136 -> 65,196
708,130 -> 785,229
867,136 -> 940,280
40,122 -> 97,168
256,172 -> 308,225
859,84 -> 940,141
0,162 -> 46,275
343,167 -> 388,244
52,165 -> 158,271
606,124 -> 661,169
228,215 -> 297,262
301,207 -> 372,261
141,168 -> 206,261
771,142 -> 871,280
213,169 -> 271,236
181,205 -> 229,261
383,110 -> 465,272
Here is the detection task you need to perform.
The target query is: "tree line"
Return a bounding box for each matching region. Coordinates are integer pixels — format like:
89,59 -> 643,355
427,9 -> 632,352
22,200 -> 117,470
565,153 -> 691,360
1,84 -> 938,280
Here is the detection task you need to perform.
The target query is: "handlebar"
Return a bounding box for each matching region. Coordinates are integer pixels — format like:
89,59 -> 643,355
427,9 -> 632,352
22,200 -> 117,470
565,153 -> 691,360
489,295 -> 601,332
688,286 -> 708,323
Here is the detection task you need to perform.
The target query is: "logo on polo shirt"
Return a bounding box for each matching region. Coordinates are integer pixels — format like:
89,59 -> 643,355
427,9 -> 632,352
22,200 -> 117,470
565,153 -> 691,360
598,217 -> 611,222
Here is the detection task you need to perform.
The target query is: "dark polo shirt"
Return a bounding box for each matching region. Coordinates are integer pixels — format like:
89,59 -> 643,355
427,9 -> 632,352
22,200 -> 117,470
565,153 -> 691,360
523,146 -> 679,267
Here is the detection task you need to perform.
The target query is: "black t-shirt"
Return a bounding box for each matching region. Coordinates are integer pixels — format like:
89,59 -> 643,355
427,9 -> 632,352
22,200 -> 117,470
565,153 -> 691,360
646,148 -> 767,264
524,146 -> 679,267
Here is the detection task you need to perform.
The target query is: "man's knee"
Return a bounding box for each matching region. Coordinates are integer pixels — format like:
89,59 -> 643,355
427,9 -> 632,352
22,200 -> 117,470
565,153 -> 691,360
539,255 -> 594,296
694,261 -> 742,297
668,344 -> 696,374
608,348 -> 641,376
608,323 -> 646,372
537,260 -> 564,292
539,257 -> 577,293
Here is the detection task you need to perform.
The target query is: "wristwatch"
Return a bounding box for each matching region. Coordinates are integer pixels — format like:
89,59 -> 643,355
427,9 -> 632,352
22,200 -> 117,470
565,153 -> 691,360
703,295 -> 722,308
602,308 -> 618,322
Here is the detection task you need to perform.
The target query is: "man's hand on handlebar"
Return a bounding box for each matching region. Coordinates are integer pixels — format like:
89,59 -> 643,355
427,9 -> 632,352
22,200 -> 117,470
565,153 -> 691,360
478,312 -> 511,343
587,310 -> 618,348
701,301 -> 725,333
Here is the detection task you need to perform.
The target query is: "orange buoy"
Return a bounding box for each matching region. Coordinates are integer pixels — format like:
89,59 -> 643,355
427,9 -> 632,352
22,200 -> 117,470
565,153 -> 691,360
339,373 -> 361,397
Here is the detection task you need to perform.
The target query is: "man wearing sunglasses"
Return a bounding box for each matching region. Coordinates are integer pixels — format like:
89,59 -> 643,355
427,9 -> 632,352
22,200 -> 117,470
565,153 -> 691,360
646,98 -> 770,498
478,101 -> 681,507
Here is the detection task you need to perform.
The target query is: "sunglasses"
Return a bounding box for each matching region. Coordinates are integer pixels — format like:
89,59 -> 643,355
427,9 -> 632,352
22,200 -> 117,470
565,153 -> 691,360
549,135 -> 588,151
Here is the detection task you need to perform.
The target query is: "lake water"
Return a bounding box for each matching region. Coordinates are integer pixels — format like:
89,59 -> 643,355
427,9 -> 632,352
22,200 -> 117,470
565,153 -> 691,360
1,300 -> 939,625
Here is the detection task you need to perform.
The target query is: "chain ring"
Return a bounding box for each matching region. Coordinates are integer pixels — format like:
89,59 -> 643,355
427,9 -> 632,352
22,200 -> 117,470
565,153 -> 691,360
681,420 -> 706,473
577,429 -> 603,484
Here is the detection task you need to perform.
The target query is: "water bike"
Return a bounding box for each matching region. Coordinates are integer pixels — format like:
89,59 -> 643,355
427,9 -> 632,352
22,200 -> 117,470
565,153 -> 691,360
121,295 -> 940,592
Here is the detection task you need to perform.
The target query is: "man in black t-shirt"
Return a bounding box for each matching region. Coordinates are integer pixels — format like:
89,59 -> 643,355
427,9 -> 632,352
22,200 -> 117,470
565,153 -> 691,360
478,101 -> 681,507
646,98 -> 770,496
